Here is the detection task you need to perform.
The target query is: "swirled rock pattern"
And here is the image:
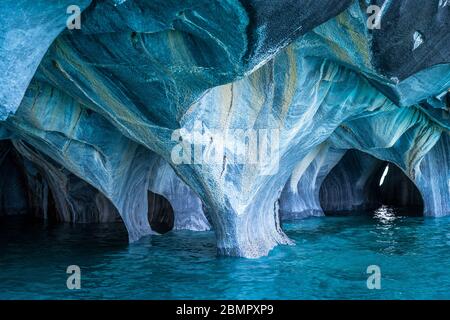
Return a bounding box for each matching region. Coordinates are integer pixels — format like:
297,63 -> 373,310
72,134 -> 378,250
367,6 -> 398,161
0,0 -> 449,258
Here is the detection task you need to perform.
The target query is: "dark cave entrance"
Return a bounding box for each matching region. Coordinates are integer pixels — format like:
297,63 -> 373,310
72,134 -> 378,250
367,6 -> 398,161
147,191 -> 174,234
1,140 -> 176,237
0,140 -> 32,218
0,140 -> 130,248
0,140 -> 127,226
319,149 -> 424,217
365,162 -> 423,216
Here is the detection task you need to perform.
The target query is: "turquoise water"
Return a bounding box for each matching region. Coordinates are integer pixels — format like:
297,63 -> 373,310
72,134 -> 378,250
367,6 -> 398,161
1,212 -> 450,300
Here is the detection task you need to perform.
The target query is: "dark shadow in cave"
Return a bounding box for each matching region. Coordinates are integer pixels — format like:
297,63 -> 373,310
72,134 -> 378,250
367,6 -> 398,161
365,162 -> 423,216
319,149 -> 424,217
0,140 -> 32,218
44,179 -> 60,223
0,139 -> 180,243
0,140 -> 128,241
147,191 -> 174,234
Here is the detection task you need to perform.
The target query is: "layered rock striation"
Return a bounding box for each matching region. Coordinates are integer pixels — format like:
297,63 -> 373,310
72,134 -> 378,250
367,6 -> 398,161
0,1 -> 449,257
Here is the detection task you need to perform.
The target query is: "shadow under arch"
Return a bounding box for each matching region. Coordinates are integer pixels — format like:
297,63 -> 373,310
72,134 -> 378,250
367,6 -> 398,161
0,140 -> 31,217
147,191 -> 174,234
1,139 -> 178,240
319,149 -> 424,216
0,139 -> 130,240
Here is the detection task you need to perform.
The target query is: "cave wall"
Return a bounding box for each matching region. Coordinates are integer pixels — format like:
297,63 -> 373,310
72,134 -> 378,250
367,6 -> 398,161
0,1 -> 449,257
279,145 -> 345,219
148,157 -> 211,231
0,139 -> 123,223
415,133 -> 450,217
318,149 -> 383,214
0,141 -> 30,216
147,191 -> 174,234
317,149 -> 424,215
0,0 -> 91,120
15,140 -> 122,223
284,104 -> 447,219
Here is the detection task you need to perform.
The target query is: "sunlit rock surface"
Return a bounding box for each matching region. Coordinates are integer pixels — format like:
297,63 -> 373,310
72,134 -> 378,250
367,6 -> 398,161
0,0 -> 449,258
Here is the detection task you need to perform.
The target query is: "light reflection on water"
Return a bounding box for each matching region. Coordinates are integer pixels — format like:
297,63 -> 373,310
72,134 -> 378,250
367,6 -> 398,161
1,211 -> 450,300
374,205 -> 398,224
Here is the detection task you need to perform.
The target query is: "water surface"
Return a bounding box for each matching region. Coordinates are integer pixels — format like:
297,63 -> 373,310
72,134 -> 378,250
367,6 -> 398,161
1,212 -> 449,299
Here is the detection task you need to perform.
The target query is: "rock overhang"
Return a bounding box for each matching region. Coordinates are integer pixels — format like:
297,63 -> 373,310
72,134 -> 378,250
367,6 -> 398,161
0,0 -> 448,258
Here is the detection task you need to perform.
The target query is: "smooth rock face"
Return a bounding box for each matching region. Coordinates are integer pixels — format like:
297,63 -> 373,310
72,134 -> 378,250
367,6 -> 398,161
279,146 -> 345,219
0,0 -> 91,120
0,1 -> 449,258
148,157 -> 211,231
416,133 -> 450,217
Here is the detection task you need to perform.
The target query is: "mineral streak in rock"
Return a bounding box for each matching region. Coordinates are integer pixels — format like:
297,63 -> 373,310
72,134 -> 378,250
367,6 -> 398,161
0,1 -> 448,258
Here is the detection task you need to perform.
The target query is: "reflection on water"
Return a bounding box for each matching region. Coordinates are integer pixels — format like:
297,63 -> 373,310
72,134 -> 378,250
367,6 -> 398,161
1,212 -> 450,300
372,206 -> 403,255
374,205 -> 398,224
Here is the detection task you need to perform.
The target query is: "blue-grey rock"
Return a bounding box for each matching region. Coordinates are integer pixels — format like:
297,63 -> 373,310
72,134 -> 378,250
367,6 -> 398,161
12,140 -> 121,223
148,156 -> 210,231
318,149 -> 424,215
0,0 -> 91,120
2,81 -> 154,241
0,0 -> 448,258
294,1 -> 450,106
279,145 -> 345,219
284,105 -> 446,219
415,133 -> 450,217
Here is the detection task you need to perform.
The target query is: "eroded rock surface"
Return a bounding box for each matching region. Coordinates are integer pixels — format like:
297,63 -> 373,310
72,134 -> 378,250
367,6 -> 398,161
0,0 -> 449,258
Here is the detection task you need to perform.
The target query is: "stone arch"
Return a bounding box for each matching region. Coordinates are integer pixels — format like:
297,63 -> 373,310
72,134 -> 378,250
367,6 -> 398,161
1,139 -> 126,226
279,145 -> 345,220
319,149 -> 424,216
147,157 -> 211,232
147,191 -> 174,234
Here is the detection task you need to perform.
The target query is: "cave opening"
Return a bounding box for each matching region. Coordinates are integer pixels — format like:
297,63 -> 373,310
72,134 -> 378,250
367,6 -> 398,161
147,191 -> 174,234
0,140 -> 33,219
319,149 -> 424,217
1,140 -> 178,238
0,140 -> 128,231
